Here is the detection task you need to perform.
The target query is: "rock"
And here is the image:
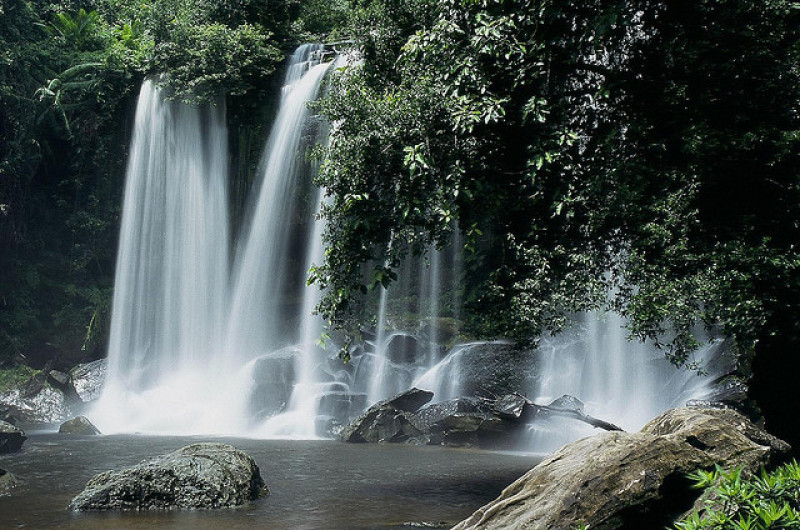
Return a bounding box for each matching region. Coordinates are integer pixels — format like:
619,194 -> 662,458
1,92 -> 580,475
0,420 -> 26,454
451,407 -> 790,530
317,391 -> 368,422
69,443 -> 267,511
69,360 -> 107,403
547,394 -> 585,413
0,468 -> 17,493
340,388 -> 432,443
418,318 -> 461,345
59,416 -> 101,435
493,394 -> 537,422
249,349 -> 296,419
433,342 -> 535,398
0,405 -> 19,426
0,384 -> 71,424
384,388 -> 434,412
383,333 -> 420,364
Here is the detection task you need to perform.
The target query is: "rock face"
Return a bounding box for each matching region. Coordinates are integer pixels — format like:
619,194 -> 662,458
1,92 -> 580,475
0,468 -> 17,492
0,384 -> 71,424
69,360 -> 107,403
59,416 -> 101,435
342,389 -> 530,448
69,443 -> 267,511
451,407 -> 790,530
341,388 -> 433,444
249,349 -> 296,419
0,420 -> 26,454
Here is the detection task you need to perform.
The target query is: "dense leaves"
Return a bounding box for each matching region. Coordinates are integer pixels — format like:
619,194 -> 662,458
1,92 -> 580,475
316,0 -> 800,366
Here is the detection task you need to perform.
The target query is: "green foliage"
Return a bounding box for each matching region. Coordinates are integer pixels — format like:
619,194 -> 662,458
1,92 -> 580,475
316,0 -> 800,363
676,462 -> 800,529
152,21 -> 282,103
0,365 -> 38,392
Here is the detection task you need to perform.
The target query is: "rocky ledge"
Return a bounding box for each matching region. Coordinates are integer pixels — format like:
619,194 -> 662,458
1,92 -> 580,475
342,388 -> 620,449
452,407 -> 789,530
69,443 -> 267,510
0,420 -> 26,454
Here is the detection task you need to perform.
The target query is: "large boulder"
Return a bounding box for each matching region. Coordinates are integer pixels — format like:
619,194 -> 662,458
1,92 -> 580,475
383,333 -> 421,364
59,416 -> 101,435
249,349 -> 297,419
69,443 -> 267,511
69,360 -> 107,403
0,420 -> 26,454
432,342 -> 535,399
341,388 -> 433,443
452,407 -> 790,530
0,384 -> 71,424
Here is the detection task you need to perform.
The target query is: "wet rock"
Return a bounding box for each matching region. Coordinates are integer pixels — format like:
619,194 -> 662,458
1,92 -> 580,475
493,394 -> 537,422
0,420 -> 26,454
0,384 -> 71,424
69,443 -> 267,510
0,468 -> 17,493
249,349 -> 296,419
318,392 -> 368,422
384,333 -> 420,364
341,401 -> 424,444
0,405 -> 19,426
418,318 -> 461,346
69,360 -> 107,403
452,407 -> 790,530
59,416 -> 101,435
547,394 -> 585,413
384,388 -> 434,413
437,342 -> 535,398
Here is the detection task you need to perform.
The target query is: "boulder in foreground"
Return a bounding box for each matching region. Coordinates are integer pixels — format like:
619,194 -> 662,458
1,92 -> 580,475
452,407 -> 790,530
0,420 -> 26,454
69,443 -> 267,510
59,416 -> 101,435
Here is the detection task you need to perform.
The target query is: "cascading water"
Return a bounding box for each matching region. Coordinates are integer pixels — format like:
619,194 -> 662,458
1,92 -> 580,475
227,44 -> 331,360
92,78 -> 235,434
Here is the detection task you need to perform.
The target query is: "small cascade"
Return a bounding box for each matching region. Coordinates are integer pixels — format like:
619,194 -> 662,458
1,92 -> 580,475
227,44 -> 331,360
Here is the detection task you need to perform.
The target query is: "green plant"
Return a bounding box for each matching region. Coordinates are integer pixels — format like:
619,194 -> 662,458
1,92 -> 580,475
676,462 -> 800,529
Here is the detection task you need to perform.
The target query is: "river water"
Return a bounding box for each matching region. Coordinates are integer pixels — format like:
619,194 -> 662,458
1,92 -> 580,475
0,433 -> 539,529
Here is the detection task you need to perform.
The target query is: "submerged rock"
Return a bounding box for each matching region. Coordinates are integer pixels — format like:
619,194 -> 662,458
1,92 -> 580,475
451,407 -> 790,530
59,416 -> 101,435
69,443 -> 267,511
69,360 -> 107,403
0,420 -> 26,454
0,468 -> 17,493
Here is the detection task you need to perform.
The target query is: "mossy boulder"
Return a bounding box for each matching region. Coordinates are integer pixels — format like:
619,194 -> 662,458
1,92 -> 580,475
69,443 -> 267,510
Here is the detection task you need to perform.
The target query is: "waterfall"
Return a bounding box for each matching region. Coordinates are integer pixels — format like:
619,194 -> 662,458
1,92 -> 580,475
227,44 -> 331,360
92,45 -> 729,447
92,78 -> 235,434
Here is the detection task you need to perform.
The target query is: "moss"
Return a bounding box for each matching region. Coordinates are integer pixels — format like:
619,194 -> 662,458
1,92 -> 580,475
0,365 -> 38,393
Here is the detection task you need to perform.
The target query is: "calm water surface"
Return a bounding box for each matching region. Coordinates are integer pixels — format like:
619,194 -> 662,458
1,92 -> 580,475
0,432 -> 539,529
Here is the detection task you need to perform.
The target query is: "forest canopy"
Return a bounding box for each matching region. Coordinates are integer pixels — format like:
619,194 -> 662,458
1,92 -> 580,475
314,0 -> 800,371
